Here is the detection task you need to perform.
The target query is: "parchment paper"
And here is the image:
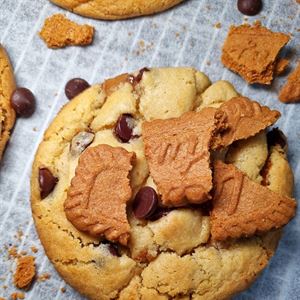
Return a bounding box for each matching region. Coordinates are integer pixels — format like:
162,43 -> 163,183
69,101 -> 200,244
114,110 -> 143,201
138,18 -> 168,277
0,0 -> 299,299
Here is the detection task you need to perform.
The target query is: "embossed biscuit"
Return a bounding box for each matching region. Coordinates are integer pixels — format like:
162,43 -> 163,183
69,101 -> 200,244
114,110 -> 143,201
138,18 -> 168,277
49,0 -> 184,20
214,97 -> 280,148
211,160 -> 296,241
279,62 -> 300,103
222,22 -> 290,84
143,108 -> 227,206
64,144 -> 135,245
0,44 -> 16,160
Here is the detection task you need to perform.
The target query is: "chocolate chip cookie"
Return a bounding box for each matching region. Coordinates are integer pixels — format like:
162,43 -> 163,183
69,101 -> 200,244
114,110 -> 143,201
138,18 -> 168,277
0,44 -> 16,160
31,67 -> 296,300
49,0 -> 184,20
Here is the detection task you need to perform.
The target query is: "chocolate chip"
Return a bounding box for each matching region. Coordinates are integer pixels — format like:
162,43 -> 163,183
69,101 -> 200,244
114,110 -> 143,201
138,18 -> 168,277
102,240 -> 120,257
128,67 -> 150,86
38,168 -> 58,199
267,128 -> 287,149
148,206 -> 172,221
133,187 -> 158,220
11,87 -> 36,117
70,131 -> 95,156
114,114 -> 135,143
237,0 -> 262,16
65,78 -> 90,100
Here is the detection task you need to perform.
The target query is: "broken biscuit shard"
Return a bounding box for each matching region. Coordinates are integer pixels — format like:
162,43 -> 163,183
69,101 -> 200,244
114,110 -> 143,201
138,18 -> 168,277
64,144 -> 135,245
279,62 -> 300,103
211,160 -> 296,241
39,14 -> 94,49
222,22 -> 290,84
143,108 -> 227,207
214,97 -> 280,148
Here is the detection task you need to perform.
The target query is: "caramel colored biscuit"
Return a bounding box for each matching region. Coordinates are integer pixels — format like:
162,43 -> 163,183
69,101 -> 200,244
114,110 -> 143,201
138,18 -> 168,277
49,0 -> 183,20
64,144 -> 135,245
39,14 -> 94,49
214,97 -> 280,148
0,44 -> 16,160
211,160 -> 296,241
222,22 -> 290,84
14,256 -> 36,289
274,58 -> 289,76
279,62 -> 300,103
143,108 -> 227,206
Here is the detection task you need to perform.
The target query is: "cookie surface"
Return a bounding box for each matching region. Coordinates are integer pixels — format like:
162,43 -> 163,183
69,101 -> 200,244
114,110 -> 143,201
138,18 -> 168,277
0,44 -> 16,160
49,0 -> 184,20
31,67 -> 294,300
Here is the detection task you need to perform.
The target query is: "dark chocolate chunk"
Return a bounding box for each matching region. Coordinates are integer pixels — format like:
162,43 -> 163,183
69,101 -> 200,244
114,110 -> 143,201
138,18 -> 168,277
237,0 -> 262,16
65,78 -> 90,100
128,67 -> 150,86
267,128 -> 287,149
11,87 -> 36,117
133,187 -> 158,219
38,168 -> 58,199
114,114 -> 134,143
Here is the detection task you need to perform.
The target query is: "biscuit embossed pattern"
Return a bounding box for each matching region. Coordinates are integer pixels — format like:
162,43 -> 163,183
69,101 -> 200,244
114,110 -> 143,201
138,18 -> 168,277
1,0 -> 300,299
31,67 -> 295,300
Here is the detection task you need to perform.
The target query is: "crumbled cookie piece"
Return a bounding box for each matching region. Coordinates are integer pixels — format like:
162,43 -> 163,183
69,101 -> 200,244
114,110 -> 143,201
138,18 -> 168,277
274,58 -> 289,76
222,22 -> 290,84
211,160 -> 296,241
13,256 -> 36,289
214,97 -> 280,148
39,14 -> 94,49
64,144 -> 135,245
279,62 -> 300,103
10,293 -> 25,300
142,108 -> 227,206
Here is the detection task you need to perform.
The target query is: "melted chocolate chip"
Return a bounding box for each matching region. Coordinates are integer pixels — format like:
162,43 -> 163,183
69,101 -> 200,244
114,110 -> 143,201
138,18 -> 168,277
148,206 -> 173,221
65,78 -> 90,100
11,87 -> 36,117
267,128 -> 287,149
38,168 -> 58,199
102,240 -> 120,257
237,0 -> 262,16
133,187 -> 158,220
128,67 -> 150,86
114,114 -> 134,143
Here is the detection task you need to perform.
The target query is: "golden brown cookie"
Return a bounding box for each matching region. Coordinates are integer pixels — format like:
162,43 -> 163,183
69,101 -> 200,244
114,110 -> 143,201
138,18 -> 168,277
49,0 -> 184,20
31,67 -> 295,300
39,14 -> 94,49
222,22 -> 290,84
279,62 -> 300,103
0,44 -> 16,160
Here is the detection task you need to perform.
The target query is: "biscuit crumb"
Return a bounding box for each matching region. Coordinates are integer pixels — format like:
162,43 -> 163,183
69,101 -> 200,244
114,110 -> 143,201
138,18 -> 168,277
13,256 -> 36,289
61,287 -> 66,293
214,22 -> 222,29
30,246 -> 38,253
274,58 -> 289,76
8,246 -> 19,259
222,22 -> 290,84
10,292 -> 25,300
39,14 -> 94,49
279,62 -> 300,103
37,273 -> 51,282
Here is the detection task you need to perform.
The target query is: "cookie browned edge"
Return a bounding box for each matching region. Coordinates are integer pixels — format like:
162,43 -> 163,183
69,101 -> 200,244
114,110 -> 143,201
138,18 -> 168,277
0,44 -> 16,161
30,80 -> 294,300
49,0 -> 184,20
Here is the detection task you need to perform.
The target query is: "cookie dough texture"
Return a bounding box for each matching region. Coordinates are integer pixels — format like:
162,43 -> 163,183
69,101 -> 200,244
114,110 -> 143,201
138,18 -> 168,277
31,67 -> 294,300
0,44 -> 16,160
49,0 -> 184,20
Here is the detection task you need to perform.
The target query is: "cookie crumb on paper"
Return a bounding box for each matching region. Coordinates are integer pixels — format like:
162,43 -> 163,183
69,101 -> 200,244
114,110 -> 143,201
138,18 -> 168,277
10,292 -> 25,300
37,273 -> 51,282
13,256 -> 36,289
39,14 -> 94,49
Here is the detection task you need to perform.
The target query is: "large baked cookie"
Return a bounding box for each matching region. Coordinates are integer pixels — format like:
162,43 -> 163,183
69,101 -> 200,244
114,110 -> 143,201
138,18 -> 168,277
49,0 -> 184,20
31,67 -> 296,300
0,44 -> 16,160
